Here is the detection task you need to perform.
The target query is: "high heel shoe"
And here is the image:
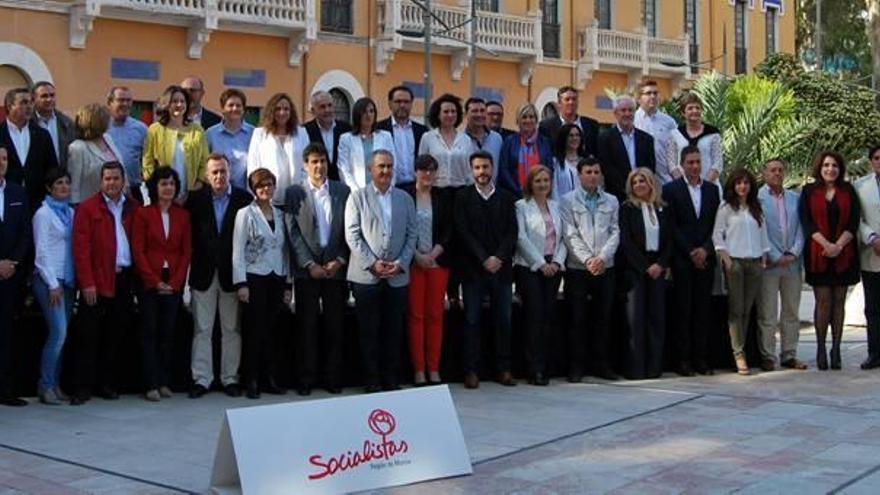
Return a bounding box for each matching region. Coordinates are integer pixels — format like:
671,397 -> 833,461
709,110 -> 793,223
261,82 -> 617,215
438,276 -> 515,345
817,346 -> 828,371
831,346 -> 842,370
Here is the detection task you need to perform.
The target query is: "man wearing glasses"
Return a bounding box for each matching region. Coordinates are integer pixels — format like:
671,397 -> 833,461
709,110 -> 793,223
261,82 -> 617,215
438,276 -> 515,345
633,80 -> 677,185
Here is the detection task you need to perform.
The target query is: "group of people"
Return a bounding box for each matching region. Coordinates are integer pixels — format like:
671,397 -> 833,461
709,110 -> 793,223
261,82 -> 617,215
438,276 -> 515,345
1,76 -> 879,409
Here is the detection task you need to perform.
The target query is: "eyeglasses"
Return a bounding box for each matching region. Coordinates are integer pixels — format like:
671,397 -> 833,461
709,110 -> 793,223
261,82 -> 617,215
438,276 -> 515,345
641,91 -> 658,96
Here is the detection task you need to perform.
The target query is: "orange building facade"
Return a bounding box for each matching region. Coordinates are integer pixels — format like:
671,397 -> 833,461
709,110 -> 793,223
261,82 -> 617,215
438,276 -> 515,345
0,0 -> 794,125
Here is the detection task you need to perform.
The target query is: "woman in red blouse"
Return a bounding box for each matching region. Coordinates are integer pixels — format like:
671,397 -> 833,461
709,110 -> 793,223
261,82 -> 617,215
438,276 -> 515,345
132,167 -> 192,401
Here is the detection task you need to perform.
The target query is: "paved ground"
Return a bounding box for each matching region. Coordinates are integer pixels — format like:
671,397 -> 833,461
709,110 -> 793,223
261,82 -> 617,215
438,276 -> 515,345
1,323 -> 879,493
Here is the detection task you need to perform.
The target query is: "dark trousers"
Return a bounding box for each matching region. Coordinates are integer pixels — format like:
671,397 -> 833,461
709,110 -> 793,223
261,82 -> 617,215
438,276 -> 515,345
352,281 -> 407,387
863,271 -> 880,360
625,273 -> 667,379
671,257 -> 714,366
139,287 -> 181,390
242,273 -> 285,384
566,269 -> 615,374
74,270 -> 133,395
515,264 -> 561,376
0,277 -> 20,397
461,273 -> 512,374
294,278 -> 347,387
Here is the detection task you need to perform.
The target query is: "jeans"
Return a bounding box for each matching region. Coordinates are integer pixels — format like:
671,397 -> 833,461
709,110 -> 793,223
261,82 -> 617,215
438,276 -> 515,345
32,275 -> 75,392
461,273 -> 513,374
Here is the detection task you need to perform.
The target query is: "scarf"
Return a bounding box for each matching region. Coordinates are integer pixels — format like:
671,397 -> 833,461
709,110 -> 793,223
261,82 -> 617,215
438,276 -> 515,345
517,132 -> 541,190
43,194 -> 75,286
807,185 -> 854,274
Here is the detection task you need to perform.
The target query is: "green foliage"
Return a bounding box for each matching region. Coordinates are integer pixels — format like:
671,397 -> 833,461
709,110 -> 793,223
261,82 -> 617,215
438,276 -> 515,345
796,0 -> 870,76
756,52 -> 880,181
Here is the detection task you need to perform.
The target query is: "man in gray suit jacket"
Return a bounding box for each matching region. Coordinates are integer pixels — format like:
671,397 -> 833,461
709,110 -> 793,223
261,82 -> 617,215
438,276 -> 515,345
344,149 -> 416,393
284,143 -> 350,396
31,82 -> 75,170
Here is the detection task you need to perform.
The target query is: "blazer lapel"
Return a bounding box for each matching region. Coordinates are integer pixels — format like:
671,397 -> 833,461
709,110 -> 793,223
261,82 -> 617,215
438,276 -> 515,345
328,183 -> 345,247
297,189 -> 320,255
365,186 -> 385,240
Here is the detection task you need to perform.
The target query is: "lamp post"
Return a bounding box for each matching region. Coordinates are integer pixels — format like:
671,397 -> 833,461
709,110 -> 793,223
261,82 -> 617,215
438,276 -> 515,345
423,0 -> 432,117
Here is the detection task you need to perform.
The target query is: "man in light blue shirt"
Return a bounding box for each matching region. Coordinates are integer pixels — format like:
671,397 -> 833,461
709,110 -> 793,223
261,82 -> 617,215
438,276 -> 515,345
205,88 -> 254,191
105,86 -> 147,190
634,80 -> 678,185
464,97 -> 503,182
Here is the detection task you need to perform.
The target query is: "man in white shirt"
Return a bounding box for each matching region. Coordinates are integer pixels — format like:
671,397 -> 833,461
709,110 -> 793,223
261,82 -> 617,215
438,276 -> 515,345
284,143 -> 351,395
344,149 -> 416,393
1,88 -> 58,209
31,81 -> 75,170
538,86 -> 599,156
634,80 -> 678,185
855,148 -> 880,369
304,91 -> 352,181
377,85 -> 428,189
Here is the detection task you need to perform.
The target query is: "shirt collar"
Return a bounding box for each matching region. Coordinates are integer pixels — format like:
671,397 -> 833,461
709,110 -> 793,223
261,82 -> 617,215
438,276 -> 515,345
580,186 -> 600,199
309,178 -> 328,194
318,119 -> 336,132
617,124 -> 634,136
476,183 -> 495,200
687,178 -> 703,189
372,184 -> 391,197
220,120 -> 245,135
102,193 -> 126,207
392,118 -> 412,130
560,114 -> 579,125
212,184 -> 232,199
37,110 -> 56,124
6,119 -> 27,132
0,178 -> 6,190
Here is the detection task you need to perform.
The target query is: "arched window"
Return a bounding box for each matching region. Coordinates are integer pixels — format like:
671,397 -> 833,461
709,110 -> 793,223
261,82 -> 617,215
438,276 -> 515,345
330,88 -> 351,125
0,65 -> 29,119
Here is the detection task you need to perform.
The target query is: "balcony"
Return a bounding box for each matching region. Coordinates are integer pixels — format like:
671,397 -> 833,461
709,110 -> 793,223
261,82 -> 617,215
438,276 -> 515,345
577,23 -> 691,88
376,0 -> 543,86
69,0 -> 317,65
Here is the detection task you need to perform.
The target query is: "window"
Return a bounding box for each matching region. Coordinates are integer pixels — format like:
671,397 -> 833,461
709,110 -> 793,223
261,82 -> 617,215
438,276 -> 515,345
329,88 -> 351,125
734,0 -> 748,74
541,0 -> 560,58
765,7 -> 778,57
684,0 -> 698,74
321,0 -> 353,34
595,0 -> 611,30
643,0 -> 657,37
474,0 -> 498,11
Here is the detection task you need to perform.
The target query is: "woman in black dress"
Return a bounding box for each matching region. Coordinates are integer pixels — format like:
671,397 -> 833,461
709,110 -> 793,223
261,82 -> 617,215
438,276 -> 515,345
799,151 -> 860,370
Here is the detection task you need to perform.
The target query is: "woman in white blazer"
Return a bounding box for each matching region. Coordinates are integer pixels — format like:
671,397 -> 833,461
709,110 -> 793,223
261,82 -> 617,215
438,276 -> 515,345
247,92 -> 310,205
337,97 -> 396,191
232,168 -> 291,399
514,165 -> 566,386
68,103 -> 123,204
32,168 -> 76,405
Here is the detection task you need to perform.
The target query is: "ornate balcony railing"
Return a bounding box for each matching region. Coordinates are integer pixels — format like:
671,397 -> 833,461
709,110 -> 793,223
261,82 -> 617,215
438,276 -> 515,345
577,23 -> 691,87
377,0 -> 543,85
69,0 -> 316,65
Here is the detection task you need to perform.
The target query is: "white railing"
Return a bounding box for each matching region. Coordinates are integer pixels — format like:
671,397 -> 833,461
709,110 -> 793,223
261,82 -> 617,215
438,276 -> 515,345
383,0 -> 541,57
99,0 -> 205,16
94,0 -> 310,26
583,25 -> 689,74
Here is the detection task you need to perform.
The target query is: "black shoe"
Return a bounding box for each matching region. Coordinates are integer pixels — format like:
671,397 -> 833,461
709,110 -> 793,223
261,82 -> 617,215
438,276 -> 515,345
830,346 -> 842,370
528,373 -> 549,386
382,383 -> 401,392
224,383 -> 242,397
246,381 -> 260,399
694,362 -> 714,376
817,348 -> 829,370
297,386 -> 312,396
99,387 -> 119,400
861,356 -> 880,370
677,362 -> 695,377
324,383 -> 342,394
263,379 -> 286,395
364,383 -> 382,394
189,384 -> 208,399
0,396 -> 27,407
567,368 -> 583,383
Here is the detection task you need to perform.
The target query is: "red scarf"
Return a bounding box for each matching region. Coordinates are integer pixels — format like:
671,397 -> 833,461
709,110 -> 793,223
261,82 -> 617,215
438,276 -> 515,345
517,133 -> 540,189
808,185 -> 854,274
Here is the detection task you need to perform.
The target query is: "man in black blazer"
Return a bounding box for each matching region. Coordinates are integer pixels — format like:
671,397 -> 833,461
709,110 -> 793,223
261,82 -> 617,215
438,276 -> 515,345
304,91 -> 352,182
186,153 -> 252,398
455,151 -> 518,389
31,81 -> 75,170
598,96 -> 656,201
0,88 -> 59,210
376,85 -> 428,188
283,143 -> 350,396
661,145 -> 720,377
181,76 -> 222,129
0,144 -> 31,406
486,101 -> 516,139
538,86 -> 599,157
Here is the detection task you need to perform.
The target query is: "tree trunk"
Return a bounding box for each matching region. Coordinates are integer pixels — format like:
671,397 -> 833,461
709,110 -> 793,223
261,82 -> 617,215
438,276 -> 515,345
868,0 -> 880,99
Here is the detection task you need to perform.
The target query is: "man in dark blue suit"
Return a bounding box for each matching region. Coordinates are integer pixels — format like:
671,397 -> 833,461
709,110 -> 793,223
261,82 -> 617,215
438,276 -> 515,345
662,145 -> 720,377
0,144 -> 31,406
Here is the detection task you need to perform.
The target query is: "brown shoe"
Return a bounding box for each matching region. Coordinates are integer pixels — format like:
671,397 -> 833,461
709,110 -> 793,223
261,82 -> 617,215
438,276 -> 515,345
497,371 -> 516,387
781,358 -> 808,370
463,372 -> 480,389
735,356 -> 751,376
760,359 -> 775,372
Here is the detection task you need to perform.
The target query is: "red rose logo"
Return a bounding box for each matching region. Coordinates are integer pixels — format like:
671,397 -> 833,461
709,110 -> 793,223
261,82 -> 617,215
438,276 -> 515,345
368,409 -> 396,437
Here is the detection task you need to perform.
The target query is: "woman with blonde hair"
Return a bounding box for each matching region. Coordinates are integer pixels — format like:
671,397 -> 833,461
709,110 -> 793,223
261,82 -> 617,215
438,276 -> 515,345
142,85 -> 209,201
514,165 -> 566,385
67,103 -> 122,204
498,103 -> 553,198
247,92 -> 311,205
619,167 -> 672,379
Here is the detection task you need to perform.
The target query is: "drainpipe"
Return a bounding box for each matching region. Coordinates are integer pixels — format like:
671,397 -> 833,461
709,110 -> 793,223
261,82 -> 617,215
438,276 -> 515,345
366,0 -> 373,98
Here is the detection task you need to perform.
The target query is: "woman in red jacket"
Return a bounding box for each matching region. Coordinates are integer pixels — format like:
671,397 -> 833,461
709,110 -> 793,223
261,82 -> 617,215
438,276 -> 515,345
132,167 -> 192,401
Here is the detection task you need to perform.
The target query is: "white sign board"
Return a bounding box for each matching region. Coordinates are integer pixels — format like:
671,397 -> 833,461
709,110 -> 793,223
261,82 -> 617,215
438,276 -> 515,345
211,385 -> 472,494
